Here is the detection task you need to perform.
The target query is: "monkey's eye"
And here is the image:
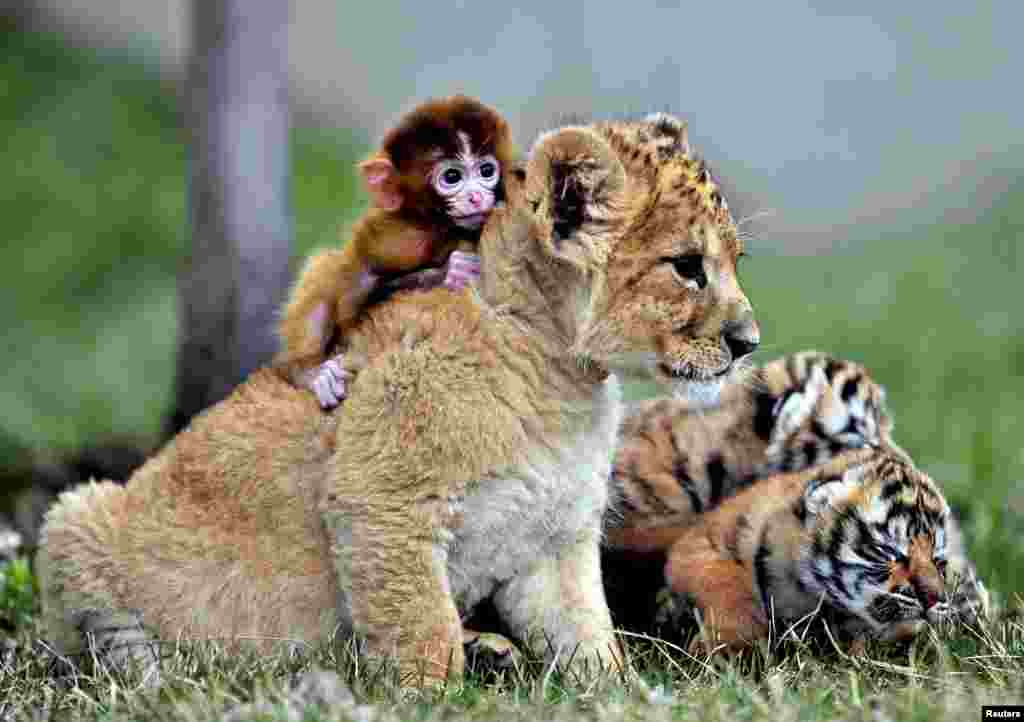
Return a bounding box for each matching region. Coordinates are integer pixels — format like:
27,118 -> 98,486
434,161 -> 467,196
476,155 -> 500,189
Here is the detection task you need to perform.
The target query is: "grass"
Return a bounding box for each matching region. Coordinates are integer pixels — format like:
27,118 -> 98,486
1,612 -> 1023,720
1,22 -> 1022,721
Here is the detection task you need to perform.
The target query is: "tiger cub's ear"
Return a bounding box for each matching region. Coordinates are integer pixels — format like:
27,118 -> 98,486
765,364 -> 830,457
523,126 -> 628,269
803,463 -> 868,516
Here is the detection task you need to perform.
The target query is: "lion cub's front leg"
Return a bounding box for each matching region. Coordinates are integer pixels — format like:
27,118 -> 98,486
493,532 -> 622,676
322,495 -> 464,683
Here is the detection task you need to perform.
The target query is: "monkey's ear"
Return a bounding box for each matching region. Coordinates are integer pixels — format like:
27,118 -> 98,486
359,157 -> 403,211
522,127 -> 627,265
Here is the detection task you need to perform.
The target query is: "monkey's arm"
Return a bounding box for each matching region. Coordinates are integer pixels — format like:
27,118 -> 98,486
278,211 -> 445,366
276,243 -> 375,369
281,229 -> 483,409
276,214 -> 448,407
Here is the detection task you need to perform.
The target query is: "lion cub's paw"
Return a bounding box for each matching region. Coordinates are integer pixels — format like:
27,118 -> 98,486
463,630 -> 522,675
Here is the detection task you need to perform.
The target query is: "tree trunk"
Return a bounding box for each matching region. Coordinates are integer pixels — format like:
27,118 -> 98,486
167,0 -> 293,436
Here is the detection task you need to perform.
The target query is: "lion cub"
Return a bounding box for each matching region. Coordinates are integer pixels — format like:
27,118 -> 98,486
38,112 -> 758,685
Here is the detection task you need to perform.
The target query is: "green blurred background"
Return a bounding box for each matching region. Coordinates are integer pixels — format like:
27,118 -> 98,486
1,10 -> 1020,601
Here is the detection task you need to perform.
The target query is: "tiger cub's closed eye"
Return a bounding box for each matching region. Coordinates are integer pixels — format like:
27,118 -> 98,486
664,254 -> 707,289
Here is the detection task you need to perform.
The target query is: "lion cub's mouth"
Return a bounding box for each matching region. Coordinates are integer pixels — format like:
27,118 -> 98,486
656,362 -> 732,381
654,362 -> 730,406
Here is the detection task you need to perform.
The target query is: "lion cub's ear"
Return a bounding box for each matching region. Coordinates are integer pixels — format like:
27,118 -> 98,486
523,127 -> 628,268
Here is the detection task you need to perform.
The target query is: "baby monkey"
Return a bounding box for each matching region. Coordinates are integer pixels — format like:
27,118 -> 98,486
276,95 -> 515,407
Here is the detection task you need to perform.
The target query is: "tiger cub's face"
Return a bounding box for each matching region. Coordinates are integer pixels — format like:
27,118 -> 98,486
799,453 -> 986,638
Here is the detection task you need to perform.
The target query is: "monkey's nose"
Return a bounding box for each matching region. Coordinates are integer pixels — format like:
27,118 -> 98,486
469,191 -> 483,207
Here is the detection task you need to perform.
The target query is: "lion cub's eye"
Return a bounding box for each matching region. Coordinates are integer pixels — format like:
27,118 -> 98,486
664,254 -> 707,289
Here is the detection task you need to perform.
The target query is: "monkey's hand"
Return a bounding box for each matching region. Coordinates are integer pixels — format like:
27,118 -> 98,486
298,357 -> 352,409
382,267 -> 447,293
442,251 -> 481,292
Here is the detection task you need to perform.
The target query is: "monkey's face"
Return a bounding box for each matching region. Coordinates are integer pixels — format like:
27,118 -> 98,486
430,132 -> 501,229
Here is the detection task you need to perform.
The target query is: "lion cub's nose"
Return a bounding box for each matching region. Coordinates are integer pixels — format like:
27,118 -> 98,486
723,320 -> 760,361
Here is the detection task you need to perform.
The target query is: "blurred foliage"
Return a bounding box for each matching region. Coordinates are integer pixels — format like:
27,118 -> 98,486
0,558 -> 37,632
0,28 -> 1020,597
0,27 -> 366,461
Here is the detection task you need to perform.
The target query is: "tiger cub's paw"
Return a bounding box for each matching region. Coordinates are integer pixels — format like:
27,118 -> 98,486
654,586 -> 700,637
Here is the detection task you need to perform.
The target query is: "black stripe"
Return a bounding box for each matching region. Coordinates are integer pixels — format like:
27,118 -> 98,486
752,391 -> 777,441
672,460 -> 703,513
754,527 -> 773,618
793,497 -> 808,524
734,472 -> 758,494
880,480 -> 904,500
668,427 -> 704,514
706,455 -> 727,508
726,514 -> 751,558
806,474 -> 842,497
628,461 -> 674,515
859,539 -> 889,565
827,517 -> 854,600
612,473 -> 641,513
827,509 -> 854,558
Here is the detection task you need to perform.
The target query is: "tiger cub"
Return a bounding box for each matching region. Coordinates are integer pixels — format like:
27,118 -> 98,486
662,447 -> 988,652
601,351 -> 987,650
607,350 -> 899,553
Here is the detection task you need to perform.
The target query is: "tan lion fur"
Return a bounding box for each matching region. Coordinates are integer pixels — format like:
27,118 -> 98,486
37,114 -> 756,685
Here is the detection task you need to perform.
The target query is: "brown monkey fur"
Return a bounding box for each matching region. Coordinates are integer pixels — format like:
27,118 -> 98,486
37,113 -> 757,685
275,95 -> 516,372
